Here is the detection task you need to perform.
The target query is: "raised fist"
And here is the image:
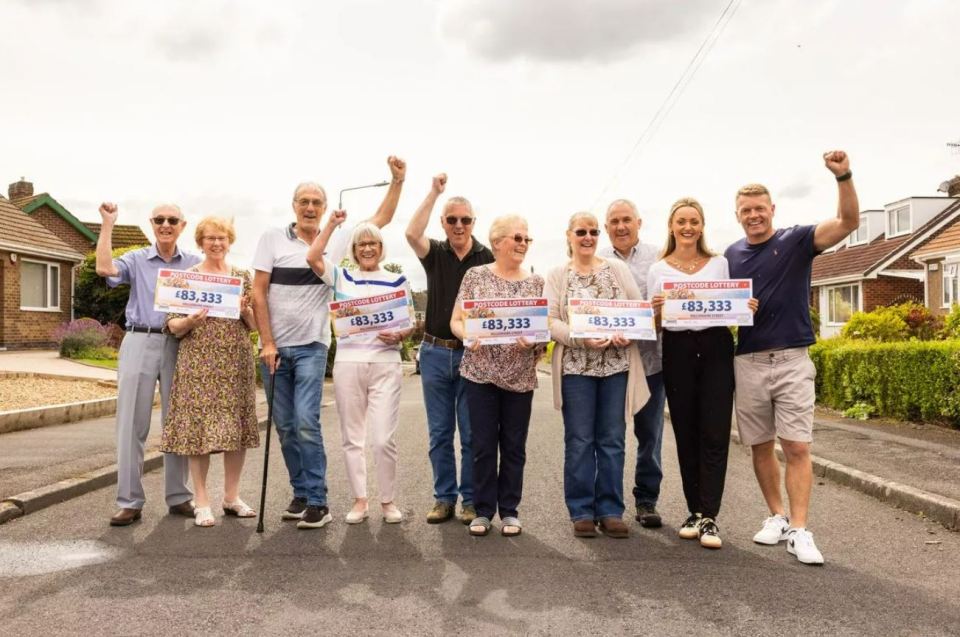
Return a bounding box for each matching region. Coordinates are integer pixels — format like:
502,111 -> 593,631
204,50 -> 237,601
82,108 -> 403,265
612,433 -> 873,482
388,156 -> 406,181
432,173 -> 447,195
823,150 -> 850,176
328,209 -> 348,227
99,202 -> 118,223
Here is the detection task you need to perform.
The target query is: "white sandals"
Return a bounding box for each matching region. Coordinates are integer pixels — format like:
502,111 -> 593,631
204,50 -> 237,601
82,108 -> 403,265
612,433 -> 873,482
194,506 -> 215,527
222,499 -> 257,518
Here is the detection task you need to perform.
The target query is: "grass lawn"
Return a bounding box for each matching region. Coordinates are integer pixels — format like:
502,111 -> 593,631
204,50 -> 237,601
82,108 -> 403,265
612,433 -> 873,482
76,358 -> 119,370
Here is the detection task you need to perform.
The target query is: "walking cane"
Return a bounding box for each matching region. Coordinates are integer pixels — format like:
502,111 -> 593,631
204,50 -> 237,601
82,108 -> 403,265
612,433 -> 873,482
256,355 -> 279,533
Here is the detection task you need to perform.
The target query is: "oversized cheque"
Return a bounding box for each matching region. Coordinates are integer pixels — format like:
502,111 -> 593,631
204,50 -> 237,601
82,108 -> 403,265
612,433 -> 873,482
568,298 -> 657,340
661,279 -> 753,327
154,269 -> 243,319
462,297 -> 549,346
329,289 -> 412,338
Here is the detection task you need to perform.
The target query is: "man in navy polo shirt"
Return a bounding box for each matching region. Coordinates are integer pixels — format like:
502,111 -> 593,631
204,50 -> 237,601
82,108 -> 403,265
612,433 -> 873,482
724,150 -> 859,565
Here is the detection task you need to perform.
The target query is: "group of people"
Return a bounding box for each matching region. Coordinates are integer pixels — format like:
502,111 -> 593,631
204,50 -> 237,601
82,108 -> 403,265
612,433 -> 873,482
99,150 -> 860,566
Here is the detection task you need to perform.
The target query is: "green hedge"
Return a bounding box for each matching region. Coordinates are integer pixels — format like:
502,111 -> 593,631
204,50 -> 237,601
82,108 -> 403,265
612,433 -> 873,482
810,338 -> 960,427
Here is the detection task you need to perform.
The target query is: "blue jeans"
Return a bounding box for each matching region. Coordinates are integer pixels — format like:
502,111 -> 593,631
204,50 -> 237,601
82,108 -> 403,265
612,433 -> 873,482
561,372 -> 628,521
633,372 -> 665,508
419,341 -> 472,506
261,342 -> 328,507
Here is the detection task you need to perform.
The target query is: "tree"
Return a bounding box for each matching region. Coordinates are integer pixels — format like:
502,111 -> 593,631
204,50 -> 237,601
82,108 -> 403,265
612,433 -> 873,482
383,262 -> 402,274
74,244 -> 147,328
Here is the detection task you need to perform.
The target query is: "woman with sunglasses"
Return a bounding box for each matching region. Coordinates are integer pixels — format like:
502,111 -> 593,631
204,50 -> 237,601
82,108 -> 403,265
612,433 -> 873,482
306,210 -> 413,525
449,215 -> 544,537
647,197 -> 757,549
545,212 -> 650,538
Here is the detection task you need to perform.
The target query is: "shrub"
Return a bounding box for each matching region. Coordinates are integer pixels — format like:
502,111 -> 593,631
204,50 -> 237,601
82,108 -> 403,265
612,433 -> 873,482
810,338 -> 960,427
809,305 -> 821,338
841,309 -> 908,342
53,318 -> 110,358
74,244 -> 148,328
942,304 -> 960,339
889,302 -> 942,340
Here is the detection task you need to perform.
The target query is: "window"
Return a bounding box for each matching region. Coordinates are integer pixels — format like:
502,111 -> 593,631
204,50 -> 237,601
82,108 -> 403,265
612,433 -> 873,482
826,284 -> 860,324
20,260 -> 60,310
887,205 -> 910,237
943,263 -> 959,307
848,218 -> 868,246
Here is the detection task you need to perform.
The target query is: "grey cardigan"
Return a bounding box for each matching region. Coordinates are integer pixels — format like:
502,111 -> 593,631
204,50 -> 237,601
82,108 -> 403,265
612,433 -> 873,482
544,258 -> 651,423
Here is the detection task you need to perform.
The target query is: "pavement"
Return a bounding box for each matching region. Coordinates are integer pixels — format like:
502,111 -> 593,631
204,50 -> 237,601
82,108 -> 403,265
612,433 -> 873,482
0,350 -> 117,381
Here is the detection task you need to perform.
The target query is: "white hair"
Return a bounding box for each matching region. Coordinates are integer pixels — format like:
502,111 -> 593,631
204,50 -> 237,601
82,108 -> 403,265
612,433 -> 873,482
348,222 -> 386,266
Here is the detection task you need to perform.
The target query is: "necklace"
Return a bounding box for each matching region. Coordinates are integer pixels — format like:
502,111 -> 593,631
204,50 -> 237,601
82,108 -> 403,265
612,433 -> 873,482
667,255 -> 704,273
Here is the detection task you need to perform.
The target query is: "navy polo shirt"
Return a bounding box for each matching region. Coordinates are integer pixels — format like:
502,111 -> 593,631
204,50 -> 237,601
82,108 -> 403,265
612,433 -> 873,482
724,225 -> 820,355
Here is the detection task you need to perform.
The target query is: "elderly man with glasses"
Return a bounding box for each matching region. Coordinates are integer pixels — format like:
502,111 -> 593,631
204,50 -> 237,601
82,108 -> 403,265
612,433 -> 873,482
405,173 -> 494,524
95,202 -> 202,527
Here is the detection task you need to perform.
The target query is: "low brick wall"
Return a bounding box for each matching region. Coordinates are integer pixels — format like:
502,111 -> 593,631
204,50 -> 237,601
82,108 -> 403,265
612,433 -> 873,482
0,396 -> 118,434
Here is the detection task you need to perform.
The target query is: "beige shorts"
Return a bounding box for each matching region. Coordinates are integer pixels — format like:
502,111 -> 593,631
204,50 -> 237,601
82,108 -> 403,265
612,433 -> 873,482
734,347 -> 815,446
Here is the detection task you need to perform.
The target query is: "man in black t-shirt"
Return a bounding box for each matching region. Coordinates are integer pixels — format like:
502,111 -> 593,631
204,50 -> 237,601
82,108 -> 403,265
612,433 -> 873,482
405,173 -> 494,525
725,151 -> 859,565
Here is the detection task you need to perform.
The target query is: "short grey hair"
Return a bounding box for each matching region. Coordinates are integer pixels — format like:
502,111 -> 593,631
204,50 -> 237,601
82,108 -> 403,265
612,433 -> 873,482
443,196 -> 473,215
151,203 -> 183,218
606,198 -> 639,219
489,214 -> 527,245
292,182 -> 328,205
348,222 -> 385,266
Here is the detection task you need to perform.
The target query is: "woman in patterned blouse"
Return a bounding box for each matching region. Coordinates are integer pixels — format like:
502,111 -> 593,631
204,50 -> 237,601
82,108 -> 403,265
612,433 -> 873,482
544,212 -> 649,539
450,215 -> 544,537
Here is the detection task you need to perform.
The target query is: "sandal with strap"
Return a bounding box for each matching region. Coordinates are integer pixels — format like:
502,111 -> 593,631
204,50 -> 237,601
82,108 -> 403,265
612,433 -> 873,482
222,499 -> 257,518
501,516 -> 522,537
468,516 -> 492,536
194,506 -> 215,527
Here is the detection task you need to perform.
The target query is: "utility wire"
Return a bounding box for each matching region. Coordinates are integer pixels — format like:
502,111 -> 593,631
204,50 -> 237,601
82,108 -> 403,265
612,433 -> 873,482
592,0 -> 742,210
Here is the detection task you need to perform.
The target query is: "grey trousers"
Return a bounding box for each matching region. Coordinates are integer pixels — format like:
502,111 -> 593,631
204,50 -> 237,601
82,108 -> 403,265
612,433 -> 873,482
115,331 -> 192,509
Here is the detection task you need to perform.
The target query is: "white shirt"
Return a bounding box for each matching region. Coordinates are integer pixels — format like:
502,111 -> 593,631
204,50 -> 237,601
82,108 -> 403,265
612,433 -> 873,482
647,255 -> 730,332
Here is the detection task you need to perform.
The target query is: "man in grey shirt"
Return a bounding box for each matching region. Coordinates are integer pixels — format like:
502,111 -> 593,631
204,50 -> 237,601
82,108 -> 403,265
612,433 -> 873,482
96,202 -> 201,526
600,199 -> 666,528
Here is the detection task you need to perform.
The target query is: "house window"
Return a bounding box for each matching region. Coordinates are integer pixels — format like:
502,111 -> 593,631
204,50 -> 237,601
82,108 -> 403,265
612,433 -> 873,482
887,205 -> 911,237
20,260 -> 60,311
848,218 -> 868,246
943,263 -> 959,307
826,284 -> 860,324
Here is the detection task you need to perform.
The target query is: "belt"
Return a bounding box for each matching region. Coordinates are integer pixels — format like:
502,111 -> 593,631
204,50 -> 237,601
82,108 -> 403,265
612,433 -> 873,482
126,325 -> 165,335
422,333 -> 463,350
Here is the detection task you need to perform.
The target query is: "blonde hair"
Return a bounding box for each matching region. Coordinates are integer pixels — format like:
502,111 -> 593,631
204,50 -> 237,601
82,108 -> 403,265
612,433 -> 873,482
194,216 -> 235,246
660,197 -> 715,258
735,183 -> 771,207
566,211 -> 598,257
489,214 -> 527,245
348,222 -> 386,266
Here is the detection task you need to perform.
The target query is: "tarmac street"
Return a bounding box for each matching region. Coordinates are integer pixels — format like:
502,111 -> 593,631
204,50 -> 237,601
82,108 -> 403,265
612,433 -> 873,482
1,373 -> 960,635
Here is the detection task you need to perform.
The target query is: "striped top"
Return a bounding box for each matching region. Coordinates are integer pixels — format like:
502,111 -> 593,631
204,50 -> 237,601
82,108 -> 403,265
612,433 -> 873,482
332,266 -> 413,363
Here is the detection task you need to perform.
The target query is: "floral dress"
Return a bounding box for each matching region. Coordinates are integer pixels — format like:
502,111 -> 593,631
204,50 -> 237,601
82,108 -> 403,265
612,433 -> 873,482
161,265 -> 259,455
561,263 -> 630,377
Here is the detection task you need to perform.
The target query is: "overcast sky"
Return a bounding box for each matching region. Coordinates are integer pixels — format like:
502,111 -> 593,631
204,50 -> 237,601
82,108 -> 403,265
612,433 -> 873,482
2,0 -> 958,288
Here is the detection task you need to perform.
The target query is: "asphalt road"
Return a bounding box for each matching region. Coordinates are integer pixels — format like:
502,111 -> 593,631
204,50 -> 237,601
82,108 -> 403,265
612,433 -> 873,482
1,373 -> 959,636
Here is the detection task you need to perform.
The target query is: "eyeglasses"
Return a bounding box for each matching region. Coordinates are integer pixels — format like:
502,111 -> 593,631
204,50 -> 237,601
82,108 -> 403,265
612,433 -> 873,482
202,236 -> 229,244
573,228 -> 601,237
510,234 -> 533,245
356,241 -> 381,249
445,216 -> 474,226
151,216 -> 182,226
296,198 -> 325,208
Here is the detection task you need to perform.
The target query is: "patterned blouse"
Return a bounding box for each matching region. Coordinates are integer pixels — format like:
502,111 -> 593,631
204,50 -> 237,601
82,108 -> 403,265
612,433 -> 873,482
456,265 -> 545,393
561,263 -> 630,377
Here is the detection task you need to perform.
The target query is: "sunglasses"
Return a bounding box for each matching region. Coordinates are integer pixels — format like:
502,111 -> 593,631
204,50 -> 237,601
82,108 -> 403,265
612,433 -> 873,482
151,216 -> 182,226
445,216 -> 474,226
573,228 -> 601,237
510,234 -> 533,245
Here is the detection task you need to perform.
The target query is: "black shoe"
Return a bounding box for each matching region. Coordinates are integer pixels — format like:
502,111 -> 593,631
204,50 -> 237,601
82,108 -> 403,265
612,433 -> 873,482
635,504 -> 663,528
281,497 -> 308,520
297,505 -> 332,529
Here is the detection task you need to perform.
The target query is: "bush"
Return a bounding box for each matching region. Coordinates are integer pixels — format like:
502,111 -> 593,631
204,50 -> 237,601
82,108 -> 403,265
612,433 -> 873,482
810,338 -> 960,426
895,302 -> 943,340
53,318 -> 110,358
841,309 -> 908,342
74,244 -> 148,328
943,304 -> 960,339
809,305 -> 821,338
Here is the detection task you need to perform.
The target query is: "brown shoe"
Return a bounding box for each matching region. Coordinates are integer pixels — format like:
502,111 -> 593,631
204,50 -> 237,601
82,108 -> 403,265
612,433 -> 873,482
573,519 -> 598,538
168,501 -> 196,517
599,516 -> 629,538
110,508 -> 142,527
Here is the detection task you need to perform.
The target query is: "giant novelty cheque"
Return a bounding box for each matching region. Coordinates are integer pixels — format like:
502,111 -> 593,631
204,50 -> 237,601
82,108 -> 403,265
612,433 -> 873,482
568,299 -> 657,340
660,279 -> 754,327
154,269 -> 243,319
462,298 -> 550,346
329,289 -> 412,338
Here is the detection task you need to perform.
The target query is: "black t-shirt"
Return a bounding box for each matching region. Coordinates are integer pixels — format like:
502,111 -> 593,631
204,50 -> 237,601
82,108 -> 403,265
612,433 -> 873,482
725,225 -> 820,355
419,238 -> 494,340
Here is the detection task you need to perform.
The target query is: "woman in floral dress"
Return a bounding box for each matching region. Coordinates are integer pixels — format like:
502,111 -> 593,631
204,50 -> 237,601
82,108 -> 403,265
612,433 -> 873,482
162,217 -> 259,527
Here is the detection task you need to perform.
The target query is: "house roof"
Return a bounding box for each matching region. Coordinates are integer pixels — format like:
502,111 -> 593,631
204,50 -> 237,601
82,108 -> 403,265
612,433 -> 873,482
12,192 -> 98,242
0,196 -> 85,262
82,222 -> 150,248
812,200 -> 960,284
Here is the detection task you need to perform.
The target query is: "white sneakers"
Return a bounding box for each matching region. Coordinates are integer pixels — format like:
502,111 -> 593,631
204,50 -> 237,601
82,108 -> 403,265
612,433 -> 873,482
753,515 -> 825,565
787,528 -> 825,565
753,514 -> 790,545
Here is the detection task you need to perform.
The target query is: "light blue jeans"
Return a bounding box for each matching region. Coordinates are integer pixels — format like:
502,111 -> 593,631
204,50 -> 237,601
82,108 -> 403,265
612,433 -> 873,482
419,341 -> 473,506
262,342 -> 328,507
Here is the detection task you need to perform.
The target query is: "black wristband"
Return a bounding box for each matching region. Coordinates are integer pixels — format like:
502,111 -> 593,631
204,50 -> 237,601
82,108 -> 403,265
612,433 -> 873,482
836,171 -> 852,182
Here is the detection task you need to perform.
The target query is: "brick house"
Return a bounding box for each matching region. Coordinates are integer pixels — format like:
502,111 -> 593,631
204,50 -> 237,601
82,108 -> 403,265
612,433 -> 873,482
0,196 -> 85,349
811,196 -> 959,337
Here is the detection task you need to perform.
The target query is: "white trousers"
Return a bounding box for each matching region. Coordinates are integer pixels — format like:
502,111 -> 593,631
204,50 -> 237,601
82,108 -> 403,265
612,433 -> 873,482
333,361 -> 402,503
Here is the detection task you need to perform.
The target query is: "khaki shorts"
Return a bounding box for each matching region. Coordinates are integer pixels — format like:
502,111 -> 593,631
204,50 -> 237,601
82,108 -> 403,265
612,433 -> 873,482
734,347 -> 815,446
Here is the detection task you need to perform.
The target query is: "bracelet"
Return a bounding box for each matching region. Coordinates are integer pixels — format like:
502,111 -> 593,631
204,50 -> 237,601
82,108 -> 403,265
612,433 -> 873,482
836,171 -> 852,182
